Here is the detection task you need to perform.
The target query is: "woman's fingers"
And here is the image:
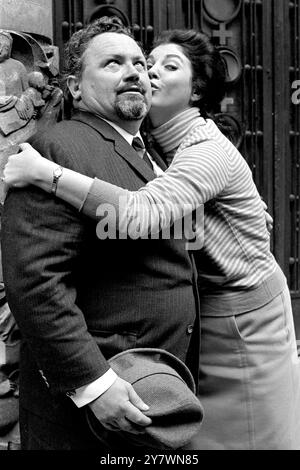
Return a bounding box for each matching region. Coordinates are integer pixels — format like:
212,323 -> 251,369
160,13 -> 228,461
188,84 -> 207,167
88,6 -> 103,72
2,143 -> 39,188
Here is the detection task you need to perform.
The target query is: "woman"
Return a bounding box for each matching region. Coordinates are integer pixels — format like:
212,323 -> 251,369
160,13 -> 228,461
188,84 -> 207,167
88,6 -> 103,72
3,29 -> 300,450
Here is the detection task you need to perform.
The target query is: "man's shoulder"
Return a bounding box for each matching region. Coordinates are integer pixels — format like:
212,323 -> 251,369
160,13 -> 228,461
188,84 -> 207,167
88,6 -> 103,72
29,116 -> 114,172
30,118 -> 97,151
31,114 -> 110,145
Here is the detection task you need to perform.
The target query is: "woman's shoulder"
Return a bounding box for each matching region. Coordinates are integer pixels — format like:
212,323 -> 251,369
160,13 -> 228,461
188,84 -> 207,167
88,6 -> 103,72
180,120 -> 245,160
178,126 -> 230,161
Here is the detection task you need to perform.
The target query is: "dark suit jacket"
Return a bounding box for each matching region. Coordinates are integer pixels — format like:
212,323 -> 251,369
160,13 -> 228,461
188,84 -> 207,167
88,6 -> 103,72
1,111 -> 199,443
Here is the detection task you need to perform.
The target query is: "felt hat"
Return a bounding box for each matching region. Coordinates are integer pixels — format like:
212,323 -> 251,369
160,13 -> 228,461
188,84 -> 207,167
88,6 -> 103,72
86,348 -> 204,450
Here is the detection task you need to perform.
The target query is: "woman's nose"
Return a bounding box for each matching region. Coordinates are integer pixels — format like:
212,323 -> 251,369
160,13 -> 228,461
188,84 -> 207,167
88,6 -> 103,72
148,66 -> 159,79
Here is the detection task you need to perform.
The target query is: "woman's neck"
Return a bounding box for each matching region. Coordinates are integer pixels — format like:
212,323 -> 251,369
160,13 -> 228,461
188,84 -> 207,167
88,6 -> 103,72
149,106 -> 192,128
150,107 -> 202,155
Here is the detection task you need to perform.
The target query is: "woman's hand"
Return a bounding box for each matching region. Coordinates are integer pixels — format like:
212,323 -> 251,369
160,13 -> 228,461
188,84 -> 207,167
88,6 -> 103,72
3,142 -> 45,188
261,199 -> 273,234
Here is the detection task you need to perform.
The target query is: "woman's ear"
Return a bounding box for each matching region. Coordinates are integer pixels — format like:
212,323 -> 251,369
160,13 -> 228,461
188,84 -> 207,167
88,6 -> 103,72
190,83 -> 201,103
67,75 -> 81,101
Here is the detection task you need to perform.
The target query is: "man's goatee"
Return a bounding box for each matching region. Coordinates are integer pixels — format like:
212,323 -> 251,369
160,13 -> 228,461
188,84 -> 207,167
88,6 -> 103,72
116,96 -> 148,120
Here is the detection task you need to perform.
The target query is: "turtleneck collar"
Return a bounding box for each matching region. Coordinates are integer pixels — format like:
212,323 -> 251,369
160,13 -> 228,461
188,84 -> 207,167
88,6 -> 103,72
150,108 -> 205,155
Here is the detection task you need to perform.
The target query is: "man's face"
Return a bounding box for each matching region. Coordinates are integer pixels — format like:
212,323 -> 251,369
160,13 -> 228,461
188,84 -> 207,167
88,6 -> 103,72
70,32 -> 152,130
0,37 -> 11,63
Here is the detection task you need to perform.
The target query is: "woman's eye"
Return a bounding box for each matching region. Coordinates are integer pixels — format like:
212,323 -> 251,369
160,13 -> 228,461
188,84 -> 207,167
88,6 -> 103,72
165,64 -> 177,71
147,62 -> 154,70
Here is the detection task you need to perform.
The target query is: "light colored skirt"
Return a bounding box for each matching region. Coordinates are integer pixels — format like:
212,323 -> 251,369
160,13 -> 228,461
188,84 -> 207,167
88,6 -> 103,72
185,270 -> 300,450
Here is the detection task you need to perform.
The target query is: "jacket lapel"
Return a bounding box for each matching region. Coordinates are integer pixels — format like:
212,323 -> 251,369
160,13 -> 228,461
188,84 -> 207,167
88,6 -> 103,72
72,111 -> 157,183
147,145 -> 167,171
114,138 -> 157,182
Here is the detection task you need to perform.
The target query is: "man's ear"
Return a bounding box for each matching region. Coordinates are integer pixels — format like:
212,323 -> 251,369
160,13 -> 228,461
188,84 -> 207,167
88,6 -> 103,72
67,75 -> 81,101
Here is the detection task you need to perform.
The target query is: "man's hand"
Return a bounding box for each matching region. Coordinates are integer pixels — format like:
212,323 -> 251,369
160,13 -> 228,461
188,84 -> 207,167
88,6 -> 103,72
88,377 -> 152,434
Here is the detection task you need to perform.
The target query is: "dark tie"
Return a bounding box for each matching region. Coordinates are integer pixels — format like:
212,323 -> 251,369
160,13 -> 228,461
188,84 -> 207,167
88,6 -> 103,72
132,137 -> 153,170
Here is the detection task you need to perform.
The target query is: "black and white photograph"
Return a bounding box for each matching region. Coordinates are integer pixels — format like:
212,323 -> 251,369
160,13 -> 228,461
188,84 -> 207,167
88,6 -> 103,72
0,0 -> 300,455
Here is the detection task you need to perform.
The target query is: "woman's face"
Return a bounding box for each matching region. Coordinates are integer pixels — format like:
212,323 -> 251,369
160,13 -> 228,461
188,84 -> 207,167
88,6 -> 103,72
147,43 -> 196,126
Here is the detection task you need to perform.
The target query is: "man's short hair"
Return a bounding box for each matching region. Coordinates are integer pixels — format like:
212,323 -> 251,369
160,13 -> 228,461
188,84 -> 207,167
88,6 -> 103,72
63,16 -> 133,81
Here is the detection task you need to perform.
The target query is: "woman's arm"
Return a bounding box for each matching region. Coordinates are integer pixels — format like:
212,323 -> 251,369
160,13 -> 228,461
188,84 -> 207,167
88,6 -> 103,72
83,139 -> 231,237
3,143 -> 93,209
4,140 -> 231,236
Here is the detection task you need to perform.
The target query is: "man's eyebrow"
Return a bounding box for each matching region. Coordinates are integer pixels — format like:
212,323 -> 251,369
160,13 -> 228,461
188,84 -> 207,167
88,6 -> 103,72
101,53 -> 146,61
101,53 -> 123,60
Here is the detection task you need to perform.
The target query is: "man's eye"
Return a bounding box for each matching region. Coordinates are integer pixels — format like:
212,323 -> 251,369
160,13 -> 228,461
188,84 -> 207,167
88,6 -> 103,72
146,62 -> 154,70
106,60 -> 120,67
135,62 -> 146,71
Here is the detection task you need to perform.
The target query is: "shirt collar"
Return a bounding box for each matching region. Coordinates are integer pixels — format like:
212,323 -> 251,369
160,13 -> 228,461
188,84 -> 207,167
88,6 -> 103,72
100,117 -> 143,146
98,117 -> 164,176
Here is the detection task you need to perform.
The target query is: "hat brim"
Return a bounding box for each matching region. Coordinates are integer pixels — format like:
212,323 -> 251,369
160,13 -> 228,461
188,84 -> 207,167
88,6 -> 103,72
108,348 -> 196,393
86,348 -> 203,449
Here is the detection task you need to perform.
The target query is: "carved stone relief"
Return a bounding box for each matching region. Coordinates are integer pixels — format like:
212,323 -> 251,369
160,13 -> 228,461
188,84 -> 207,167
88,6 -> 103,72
0,29 -> 63,202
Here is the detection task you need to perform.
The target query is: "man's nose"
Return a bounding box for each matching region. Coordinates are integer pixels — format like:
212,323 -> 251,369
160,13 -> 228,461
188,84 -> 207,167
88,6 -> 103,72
123,63 -> 140,81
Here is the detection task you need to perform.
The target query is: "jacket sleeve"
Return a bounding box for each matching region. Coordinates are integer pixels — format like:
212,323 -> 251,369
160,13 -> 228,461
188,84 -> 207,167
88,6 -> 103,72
1,135 -> 109,395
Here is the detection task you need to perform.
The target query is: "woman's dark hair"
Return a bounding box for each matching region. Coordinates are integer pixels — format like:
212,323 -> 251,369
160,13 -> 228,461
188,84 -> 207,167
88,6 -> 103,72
152,29 -> 232,139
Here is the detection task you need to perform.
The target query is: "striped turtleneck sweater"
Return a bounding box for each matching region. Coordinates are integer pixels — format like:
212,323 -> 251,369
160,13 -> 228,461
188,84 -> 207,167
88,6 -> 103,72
83,107 -> 277,290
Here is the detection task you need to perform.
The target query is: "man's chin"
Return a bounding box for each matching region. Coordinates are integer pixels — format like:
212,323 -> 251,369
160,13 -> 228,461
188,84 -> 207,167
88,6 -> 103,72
116,97 -> 148,120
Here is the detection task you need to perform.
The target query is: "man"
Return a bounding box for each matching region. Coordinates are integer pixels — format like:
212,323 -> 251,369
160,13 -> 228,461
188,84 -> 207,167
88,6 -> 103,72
1,18 -> 199,450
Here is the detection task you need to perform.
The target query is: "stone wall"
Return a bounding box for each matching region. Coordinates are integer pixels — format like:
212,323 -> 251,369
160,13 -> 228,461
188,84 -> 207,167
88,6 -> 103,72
0,1 -> 62,198
0,0 -> 53,40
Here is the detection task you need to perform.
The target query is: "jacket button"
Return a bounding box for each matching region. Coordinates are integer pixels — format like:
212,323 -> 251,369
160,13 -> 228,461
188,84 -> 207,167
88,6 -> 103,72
187,325 -> 194,334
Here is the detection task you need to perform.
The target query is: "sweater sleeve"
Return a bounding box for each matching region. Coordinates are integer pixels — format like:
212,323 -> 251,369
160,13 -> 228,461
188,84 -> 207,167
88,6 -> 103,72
81,140 -> 231,237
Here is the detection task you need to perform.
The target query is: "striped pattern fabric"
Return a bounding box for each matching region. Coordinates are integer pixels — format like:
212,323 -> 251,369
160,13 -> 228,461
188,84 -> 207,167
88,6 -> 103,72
140,114 -> 277,289
85,110 -> 278,289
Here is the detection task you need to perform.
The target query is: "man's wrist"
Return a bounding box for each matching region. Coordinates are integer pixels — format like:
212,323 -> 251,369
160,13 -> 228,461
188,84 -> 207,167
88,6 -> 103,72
68,368 -> 118,408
